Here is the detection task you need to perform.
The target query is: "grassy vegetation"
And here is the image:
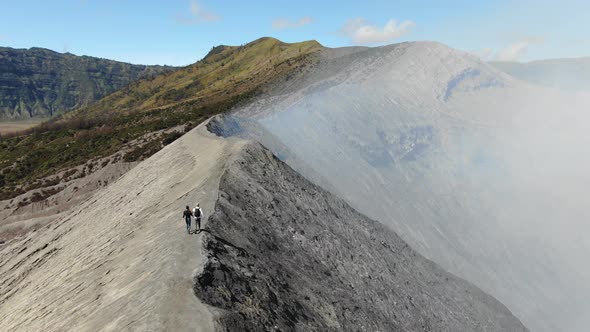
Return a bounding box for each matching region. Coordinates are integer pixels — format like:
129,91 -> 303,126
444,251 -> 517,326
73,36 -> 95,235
71,37 -> 322,118
0,91 -> 256,199
0,37 -> 323,201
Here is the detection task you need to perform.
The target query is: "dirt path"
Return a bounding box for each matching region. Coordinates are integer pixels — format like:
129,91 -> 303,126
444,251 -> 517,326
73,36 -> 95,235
0,121 -> 244,331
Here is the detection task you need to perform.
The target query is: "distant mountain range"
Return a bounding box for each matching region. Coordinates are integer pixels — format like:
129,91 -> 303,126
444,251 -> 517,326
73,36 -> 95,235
0,47 -> 174,119
490,57 -> 590,90
1,44 -> 586,121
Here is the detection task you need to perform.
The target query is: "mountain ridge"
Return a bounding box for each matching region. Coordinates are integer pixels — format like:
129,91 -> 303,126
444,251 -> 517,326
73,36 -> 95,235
0,37 -> 325,238
0,46 -> 174,119
67,37 -> 322,119
1,45 -> 168,65
0,119 -> 529,331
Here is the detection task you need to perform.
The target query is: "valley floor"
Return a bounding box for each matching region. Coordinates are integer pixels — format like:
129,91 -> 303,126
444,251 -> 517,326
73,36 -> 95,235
0,118 -> 46,135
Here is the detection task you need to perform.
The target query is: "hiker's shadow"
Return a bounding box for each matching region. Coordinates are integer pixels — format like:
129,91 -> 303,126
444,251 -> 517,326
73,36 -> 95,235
193,228 -> 247,254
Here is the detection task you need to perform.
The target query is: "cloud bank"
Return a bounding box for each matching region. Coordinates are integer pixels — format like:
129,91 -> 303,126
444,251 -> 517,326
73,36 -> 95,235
341,18 -> 415,45
495,41 -> 531,61
491,35 -> 546,61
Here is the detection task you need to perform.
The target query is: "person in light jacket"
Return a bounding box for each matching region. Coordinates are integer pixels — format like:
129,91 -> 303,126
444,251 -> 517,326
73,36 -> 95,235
193,203 -> 204,232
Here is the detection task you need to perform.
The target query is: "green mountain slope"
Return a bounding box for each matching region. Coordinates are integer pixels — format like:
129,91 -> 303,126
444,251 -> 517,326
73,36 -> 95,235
72,37 -> 322,118
0,38 -> 322,200
0,46 -> 174,119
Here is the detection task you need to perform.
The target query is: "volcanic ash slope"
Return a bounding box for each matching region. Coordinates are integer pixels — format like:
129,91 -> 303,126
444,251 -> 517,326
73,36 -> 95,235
230,40 -> 590,331
0,118 -> 526,331
0,123 -> 245,331
194,141 -> 528,332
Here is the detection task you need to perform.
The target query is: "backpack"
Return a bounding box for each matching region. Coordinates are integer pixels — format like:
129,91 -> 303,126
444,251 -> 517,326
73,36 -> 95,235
194,208 -> 201,218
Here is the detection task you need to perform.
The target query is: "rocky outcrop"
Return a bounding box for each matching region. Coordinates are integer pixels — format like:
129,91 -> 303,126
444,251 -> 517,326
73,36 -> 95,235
0,47 -> 173,119
194,142 -> 528,332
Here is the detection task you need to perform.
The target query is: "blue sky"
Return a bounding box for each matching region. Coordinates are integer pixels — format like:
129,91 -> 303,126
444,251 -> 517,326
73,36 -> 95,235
1,0 -> 588,66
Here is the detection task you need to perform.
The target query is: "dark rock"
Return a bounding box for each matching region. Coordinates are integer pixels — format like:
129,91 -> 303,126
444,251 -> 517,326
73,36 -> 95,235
193,142 -> 529,332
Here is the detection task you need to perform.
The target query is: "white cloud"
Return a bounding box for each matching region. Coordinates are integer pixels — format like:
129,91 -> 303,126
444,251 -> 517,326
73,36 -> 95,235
492,34 -> 546,62
189,1 -> 219,22
340,18 -> 415,45
272,16 -> 314,30
494,41 -> 531,61
471,48 -> 494,60
177,1 -> 220,24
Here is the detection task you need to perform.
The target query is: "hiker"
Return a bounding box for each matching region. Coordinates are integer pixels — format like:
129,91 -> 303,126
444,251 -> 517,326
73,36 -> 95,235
193,203 -> 203,232
182,206 -> 192,234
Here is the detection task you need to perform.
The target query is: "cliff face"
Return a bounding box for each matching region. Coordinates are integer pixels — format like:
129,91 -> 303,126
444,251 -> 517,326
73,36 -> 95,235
0,47 -> 172,119
194,142 -> 528,332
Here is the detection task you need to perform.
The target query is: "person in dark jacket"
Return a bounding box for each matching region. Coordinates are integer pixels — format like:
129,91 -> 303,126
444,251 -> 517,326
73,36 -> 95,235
182,206 -> 193,234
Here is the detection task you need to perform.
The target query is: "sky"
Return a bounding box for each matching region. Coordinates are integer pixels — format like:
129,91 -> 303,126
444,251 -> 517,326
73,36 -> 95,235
0,0 -> 588,66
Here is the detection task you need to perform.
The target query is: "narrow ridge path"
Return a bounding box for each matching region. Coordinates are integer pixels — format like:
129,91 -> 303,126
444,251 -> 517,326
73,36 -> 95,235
0,121 -> 245,331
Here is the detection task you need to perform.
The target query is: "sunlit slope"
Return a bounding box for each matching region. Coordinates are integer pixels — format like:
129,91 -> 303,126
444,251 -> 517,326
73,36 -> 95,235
0,38 -> 322,203
0,122 -> 243,331
73,37 -> 322,117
